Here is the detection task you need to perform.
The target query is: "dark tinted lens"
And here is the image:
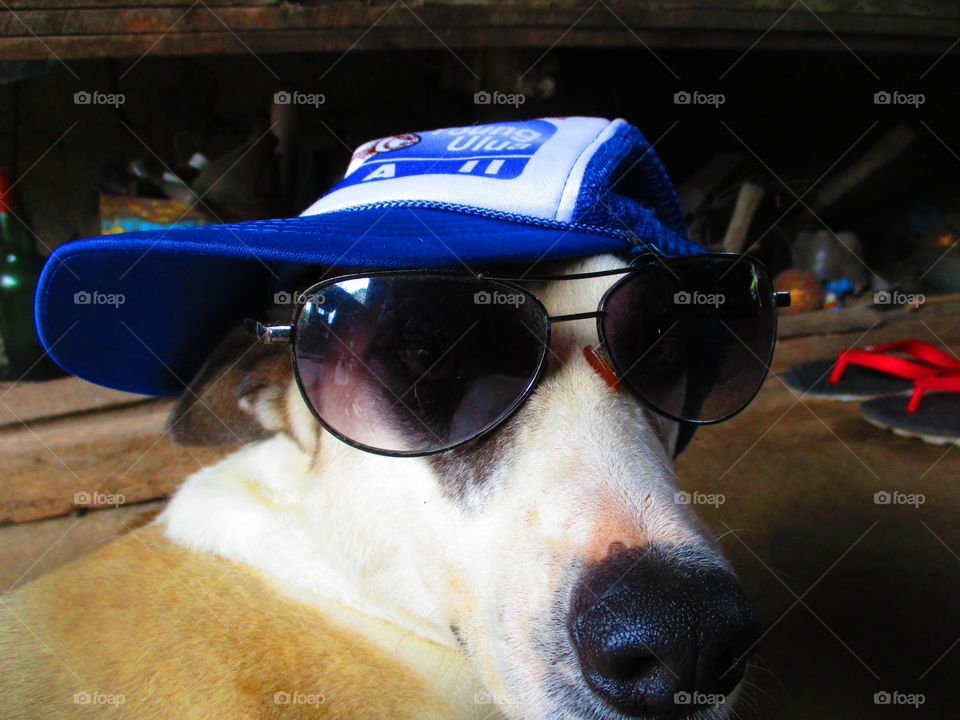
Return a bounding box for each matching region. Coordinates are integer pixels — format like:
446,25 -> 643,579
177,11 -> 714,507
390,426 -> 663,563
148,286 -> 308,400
602,257 -> 775,423
293,275 -> 548,455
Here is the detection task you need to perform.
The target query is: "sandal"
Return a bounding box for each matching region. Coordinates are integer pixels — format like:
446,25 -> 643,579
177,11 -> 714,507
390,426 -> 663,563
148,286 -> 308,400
860,369 -> 960,446
783,339 -> 960,401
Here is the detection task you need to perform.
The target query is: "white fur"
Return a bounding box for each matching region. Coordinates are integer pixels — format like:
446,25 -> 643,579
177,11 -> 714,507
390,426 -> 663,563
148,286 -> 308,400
160,255 -> 737,720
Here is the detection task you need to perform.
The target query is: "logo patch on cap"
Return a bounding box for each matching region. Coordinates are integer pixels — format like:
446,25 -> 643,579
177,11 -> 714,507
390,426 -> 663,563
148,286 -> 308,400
346,133 -> 421,176
338,119 -> 558,187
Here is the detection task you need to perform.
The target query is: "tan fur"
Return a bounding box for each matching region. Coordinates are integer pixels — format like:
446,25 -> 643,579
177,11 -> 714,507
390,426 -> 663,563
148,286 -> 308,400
0,525 -> 485,719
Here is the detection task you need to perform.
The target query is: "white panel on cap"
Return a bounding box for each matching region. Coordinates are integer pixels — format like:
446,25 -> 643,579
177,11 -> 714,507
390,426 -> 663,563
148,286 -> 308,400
300,117 -> 612,221
554,118 -> 627,223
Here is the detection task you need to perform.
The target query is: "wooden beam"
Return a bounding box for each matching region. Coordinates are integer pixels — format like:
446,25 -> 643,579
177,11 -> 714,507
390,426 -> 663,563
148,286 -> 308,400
0,376 -> 151,429
4,1 -> 279,7
2,2 -> 960,60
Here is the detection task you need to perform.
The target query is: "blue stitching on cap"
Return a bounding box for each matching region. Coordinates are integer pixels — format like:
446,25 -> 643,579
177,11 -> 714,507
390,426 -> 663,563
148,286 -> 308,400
328,199 -> 701,255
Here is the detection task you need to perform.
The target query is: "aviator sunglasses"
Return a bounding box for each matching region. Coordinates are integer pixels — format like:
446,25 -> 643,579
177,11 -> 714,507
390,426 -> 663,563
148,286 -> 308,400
248,253 -> 790,457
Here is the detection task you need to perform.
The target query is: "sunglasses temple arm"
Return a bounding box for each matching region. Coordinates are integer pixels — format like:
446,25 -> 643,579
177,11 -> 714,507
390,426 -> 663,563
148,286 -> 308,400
244,318 -> 292,344
774,291 -> 791,308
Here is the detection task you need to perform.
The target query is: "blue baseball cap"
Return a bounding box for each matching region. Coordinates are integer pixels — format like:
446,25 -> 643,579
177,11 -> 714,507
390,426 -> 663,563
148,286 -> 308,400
36,117 -> 700,397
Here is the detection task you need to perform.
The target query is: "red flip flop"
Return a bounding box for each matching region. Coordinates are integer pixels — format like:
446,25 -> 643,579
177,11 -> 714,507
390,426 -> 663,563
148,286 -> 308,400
860,367 -> 960,446
831,339 -> 960,383
784,339 -> 960,401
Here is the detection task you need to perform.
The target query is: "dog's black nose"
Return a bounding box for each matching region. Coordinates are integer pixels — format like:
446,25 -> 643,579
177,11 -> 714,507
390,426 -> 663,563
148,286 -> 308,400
570,546 -> 758,718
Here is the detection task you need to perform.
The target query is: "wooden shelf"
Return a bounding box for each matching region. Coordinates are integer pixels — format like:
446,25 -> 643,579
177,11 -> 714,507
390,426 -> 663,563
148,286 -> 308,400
2,1 -> 960,60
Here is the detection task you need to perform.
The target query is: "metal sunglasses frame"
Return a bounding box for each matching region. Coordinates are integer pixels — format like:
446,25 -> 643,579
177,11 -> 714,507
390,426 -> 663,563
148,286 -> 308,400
248,252 -> 791,458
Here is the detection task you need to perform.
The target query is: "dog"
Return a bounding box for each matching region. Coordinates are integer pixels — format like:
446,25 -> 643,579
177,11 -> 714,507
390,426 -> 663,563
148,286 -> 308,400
1,252 -> 758,719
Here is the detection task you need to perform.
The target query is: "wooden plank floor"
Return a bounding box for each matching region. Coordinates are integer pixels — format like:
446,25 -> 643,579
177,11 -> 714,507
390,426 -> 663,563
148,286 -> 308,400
0,378 -> 228,524
675,338 -> 960,719
0,499 -> 166,592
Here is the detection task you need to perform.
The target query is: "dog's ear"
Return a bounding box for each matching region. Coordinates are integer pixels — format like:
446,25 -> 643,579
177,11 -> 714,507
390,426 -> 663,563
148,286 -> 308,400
166,319 -> 291,447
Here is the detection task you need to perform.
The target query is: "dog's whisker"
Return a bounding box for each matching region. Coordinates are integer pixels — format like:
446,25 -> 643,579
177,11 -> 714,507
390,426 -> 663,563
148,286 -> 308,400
738,676 -> 774,704
744,656 -> 787,691
714,526 -> 753,543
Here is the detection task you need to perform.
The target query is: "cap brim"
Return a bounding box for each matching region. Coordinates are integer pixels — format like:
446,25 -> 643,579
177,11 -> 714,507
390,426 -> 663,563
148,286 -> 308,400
36,206 -> 635,396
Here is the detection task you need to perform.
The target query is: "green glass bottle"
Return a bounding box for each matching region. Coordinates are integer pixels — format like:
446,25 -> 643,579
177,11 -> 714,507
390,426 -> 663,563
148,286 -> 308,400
0,169 -> 45,378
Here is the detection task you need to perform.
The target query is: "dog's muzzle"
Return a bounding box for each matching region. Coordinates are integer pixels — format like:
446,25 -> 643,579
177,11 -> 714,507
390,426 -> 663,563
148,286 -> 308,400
569,546 -> 759,718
